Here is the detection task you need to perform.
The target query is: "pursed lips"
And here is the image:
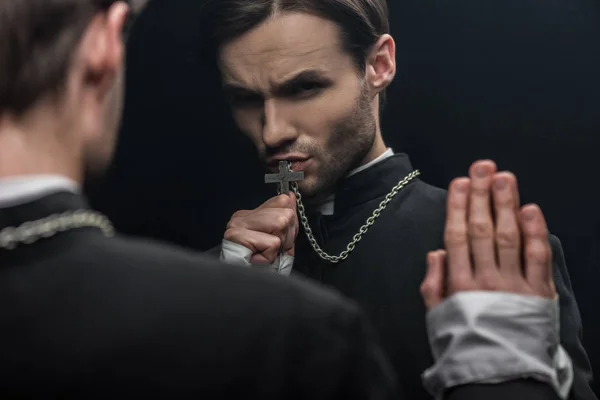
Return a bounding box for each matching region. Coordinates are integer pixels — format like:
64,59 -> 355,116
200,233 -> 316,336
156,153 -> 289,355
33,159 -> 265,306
267,155 -> 311,172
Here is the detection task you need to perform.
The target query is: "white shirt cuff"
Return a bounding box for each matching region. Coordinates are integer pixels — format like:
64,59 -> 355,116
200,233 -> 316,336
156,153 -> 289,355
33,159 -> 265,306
220,239 -> 294,276
421,291 -> 573,399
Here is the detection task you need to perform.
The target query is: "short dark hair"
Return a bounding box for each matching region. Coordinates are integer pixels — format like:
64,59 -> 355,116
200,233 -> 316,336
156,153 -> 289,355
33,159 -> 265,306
208,0 -> 390,104
0,0 -> 127,116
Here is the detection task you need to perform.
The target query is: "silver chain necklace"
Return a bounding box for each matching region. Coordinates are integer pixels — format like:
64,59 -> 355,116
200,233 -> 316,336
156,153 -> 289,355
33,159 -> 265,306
0,210 -> 115,250
291,169 -> 421,264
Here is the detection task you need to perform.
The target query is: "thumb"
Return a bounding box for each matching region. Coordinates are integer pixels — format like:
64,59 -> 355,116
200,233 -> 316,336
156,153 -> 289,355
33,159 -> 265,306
420,250 -> 447,310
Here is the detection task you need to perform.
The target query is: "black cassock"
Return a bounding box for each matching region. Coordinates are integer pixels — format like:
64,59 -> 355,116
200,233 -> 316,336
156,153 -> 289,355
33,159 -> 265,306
0,191 -> 397,398
292,153 -> 595,400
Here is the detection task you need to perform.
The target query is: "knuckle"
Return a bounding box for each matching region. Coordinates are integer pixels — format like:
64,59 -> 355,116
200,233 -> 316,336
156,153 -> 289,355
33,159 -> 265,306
478,271 -> 501,290
444,228 -> 468,245
471,185 -> 490,197
223,228 -> 240,242
495,229 -> 520,248
419,281 -> 431,297
525,243 -> 550,263
522,217 -> 546,235
284,208 -> 296,221
275,214 -> 291,229
226,220 -> 239,230
231,210 -> 249,219
494,193 -> 513,207
228,211 -> 250,229
448,195 -> 466,209
470,186 -> 490,197
468,220 -> 494,238
269,235 -> 282,250
502,280 -> 529,296
420,281 -> 438,299
449,273 -> 473,292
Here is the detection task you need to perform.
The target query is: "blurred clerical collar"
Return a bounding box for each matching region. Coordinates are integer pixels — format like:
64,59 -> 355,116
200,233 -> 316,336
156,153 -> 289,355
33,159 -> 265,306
318,148 -> 394,216
0,175 -> 79,209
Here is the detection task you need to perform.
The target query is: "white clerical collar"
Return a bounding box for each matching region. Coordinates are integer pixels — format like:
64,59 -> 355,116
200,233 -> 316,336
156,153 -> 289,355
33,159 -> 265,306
0,175 -> 80,209
318,148 -> 394,216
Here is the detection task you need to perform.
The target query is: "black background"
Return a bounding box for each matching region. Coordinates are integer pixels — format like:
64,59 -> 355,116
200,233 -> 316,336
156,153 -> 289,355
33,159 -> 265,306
88,0 -> 600,391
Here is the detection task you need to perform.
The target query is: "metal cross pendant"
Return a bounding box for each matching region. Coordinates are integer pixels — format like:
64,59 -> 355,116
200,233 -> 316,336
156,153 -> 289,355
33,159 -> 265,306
265,161 -> 304,194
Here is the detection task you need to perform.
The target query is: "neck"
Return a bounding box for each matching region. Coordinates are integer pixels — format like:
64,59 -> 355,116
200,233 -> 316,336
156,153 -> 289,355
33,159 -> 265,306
360,130 -> 387,167
359,100 -> 388,166
0,110 -> 82,183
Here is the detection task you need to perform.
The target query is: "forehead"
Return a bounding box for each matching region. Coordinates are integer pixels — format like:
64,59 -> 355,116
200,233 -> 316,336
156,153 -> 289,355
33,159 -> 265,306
219,12 -> 351,87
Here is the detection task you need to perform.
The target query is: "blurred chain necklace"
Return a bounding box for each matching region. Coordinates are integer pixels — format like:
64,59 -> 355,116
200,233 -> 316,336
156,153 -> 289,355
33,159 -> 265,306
0,210 -> 114,250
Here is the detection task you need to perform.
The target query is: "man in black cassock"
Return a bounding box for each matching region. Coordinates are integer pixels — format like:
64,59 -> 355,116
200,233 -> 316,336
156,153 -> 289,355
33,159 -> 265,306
210,1 -> 595,399
0,0 -> 574,398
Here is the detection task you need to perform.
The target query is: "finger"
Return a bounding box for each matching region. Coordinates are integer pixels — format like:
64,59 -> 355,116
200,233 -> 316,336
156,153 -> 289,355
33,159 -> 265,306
468,160 -> 498,277
229,208 -> 296,236
257,194 -> 294,210
251,253 -> 278,265
444,178 -> 473,291
519,204 -> 554,297
492,172 -> 522,278
288,191 -> 299,240
225,228 -> 282,264
421,250 -> 447,310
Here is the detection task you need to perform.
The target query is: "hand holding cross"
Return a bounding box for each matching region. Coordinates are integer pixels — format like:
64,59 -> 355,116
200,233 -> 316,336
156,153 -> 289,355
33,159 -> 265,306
223,161 -> 303,267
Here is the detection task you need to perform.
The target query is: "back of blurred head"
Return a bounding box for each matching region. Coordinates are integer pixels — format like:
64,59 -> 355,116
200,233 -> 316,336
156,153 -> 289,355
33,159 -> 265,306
0,0 -> 131,184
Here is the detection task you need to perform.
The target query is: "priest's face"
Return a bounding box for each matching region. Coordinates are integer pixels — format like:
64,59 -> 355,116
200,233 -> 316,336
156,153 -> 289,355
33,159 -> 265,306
218,12 -> 380,200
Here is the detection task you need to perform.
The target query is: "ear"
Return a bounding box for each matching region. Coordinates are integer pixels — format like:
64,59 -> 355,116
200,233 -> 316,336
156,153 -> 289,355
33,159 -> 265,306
81,2 -> 129,98
365,34 -> 396,96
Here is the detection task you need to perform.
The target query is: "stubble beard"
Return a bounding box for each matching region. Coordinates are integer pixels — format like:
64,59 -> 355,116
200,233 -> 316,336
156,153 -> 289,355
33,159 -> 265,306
300,85 -> 377,203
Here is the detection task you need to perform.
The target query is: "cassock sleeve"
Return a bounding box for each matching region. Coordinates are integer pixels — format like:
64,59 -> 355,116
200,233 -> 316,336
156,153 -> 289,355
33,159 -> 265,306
550,235 -> 597,400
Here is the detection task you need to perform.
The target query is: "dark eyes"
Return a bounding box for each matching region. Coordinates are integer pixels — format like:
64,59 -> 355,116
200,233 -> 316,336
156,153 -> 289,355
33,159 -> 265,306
229,81 -> 327,108
284,81 -> 326,97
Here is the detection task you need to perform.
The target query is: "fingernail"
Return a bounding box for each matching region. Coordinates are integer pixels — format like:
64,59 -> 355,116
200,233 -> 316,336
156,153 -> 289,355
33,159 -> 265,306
523,208 -> 537,221
494,178 -> 507,190
475,165 -> 488,178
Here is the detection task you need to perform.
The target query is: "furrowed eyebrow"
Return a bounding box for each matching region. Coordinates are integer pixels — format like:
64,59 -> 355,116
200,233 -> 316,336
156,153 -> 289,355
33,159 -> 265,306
221,69 -> 331,98
273,70 -> 331,93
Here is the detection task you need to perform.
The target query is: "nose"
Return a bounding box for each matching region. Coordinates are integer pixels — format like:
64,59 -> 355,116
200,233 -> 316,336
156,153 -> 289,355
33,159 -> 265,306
261,99 -> 298,149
